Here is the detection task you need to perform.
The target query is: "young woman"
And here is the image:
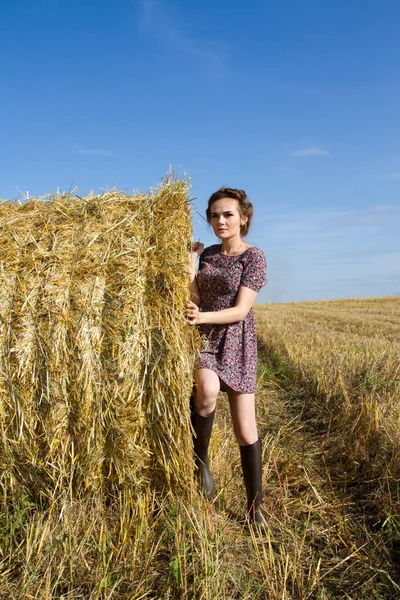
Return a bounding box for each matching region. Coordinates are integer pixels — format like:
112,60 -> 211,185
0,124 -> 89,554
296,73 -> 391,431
186,187 -> 267,524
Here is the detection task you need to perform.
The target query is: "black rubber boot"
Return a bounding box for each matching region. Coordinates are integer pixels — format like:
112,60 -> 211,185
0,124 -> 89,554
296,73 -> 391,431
190,386 -> 196,432
192,409 -> 215,498
240,438 -> 266,525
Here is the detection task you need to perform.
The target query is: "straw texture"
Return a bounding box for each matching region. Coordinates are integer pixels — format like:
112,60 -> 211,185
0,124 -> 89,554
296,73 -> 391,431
0,177 -> 198,502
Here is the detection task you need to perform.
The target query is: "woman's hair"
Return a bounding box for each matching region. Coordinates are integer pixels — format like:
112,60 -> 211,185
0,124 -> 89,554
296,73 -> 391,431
206,187 -> 254,237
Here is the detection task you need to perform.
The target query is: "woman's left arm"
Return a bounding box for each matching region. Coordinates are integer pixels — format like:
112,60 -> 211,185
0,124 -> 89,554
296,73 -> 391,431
186,286 -> 258,326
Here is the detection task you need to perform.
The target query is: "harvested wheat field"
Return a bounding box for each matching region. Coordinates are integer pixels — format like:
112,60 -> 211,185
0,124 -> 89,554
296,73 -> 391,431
1,185 -> 399,600
254,296 -> 400,517
254,296 -> 400,595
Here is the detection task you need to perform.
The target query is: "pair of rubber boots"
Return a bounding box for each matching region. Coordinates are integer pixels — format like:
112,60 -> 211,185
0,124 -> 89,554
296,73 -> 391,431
192,408 -> 265,526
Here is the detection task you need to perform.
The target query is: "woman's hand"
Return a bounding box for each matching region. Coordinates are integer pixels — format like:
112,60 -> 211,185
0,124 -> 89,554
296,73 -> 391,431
188,241 -> 204,268
187,241 -> 203,307
186,300 -> 202,326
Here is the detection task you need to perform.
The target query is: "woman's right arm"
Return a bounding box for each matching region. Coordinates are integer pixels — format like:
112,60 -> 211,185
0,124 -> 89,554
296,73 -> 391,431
188,242 -> 204,306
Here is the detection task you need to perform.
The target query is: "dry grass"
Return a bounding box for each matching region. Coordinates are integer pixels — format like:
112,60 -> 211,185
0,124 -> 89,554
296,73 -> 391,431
255,297 -> 400,534
2,381 -> 397,599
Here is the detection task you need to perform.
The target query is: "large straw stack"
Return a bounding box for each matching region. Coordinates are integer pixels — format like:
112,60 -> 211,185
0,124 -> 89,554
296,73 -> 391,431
0,177 -> 198,503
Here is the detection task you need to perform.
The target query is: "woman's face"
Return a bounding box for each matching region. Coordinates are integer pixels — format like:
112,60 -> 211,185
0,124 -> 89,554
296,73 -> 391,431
209,197 -> 247,241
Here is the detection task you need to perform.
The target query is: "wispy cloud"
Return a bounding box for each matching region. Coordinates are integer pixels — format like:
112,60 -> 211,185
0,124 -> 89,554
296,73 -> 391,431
255,203 -> 399,303
140,0 -> 229,75
257,204 -> 400,246
77,148 -> 117,158
320,204 -> 398,230
255,206 -> 400,302
312,260 -> 372,266
290,147 -> 331,158
386,172 -> 400,178
339,247 -> 400,258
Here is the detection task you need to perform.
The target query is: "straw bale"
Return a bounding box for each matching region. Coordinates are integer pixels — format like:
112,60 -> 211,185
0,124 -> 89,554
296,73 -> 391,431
0,178 -> 198,503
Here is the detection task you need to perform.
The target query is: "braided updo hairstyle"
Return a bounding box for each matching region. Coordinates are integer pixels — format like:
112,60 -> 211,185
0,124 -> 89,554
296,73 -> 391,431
206,187 -> 254,237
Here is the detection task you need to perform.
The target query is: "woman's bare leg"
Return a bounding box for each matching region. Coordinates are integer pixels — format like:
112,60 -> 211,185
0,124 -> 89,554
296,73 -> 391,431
226,389 -> 258,446
194,368 -> 220,416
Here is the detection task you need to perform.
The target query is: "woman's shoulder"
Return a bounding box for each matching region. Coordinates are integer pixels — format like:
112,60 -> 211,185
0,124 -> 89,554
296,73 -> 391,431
242,245 -> 265,259
245,245 -> 263,253
240,246 -> 267,290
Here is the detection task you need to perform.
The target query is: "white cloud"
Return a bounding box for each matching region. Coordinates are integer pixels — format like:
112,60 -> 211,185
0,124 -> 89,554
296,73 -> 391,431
290,147 -> 331,158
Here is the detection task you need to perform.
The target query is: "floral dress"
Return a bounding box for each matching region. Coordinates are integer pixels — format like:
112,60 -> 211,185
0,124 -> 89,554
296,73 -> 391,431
196,244 -> 267,394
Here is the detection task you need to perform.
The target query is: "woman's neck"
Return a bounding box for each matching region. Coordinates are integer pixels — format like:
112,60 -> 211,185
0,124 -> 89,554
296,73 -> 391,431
220,236 -> 244,256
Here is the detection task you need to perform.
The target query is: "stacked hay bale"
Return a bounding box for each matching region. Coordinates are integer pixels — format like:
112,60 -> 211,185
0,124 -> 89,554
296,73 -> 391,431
0,177 -> 198,503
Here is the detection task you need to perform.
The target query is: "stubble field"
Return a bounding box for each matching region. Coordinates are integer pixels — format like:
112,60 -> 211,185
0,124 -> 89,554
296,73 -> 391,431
1,296 -> 399,599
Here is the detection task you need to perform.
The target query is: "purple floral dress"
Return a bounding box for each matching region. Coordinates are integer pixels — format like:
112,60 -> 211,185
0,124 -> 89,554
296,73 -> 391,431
196,244 -> 267,394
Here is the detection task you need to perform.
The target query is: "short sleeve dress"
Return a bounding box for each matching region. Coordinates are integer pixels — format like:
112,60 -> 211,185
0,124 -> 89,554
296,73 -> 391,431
195,244 -> 267,394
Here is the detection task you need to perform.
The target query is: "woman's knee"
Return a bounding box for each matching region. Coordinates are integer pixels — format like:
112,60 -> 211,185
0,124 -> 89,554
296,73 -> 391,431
233,422 -> 258,446
194,374 -> 219,413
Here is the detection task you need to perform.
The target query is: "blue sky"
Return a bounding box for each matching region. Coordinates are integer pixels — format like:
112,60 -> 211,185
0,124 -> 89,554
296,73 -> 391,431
1,0 -> 399,302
